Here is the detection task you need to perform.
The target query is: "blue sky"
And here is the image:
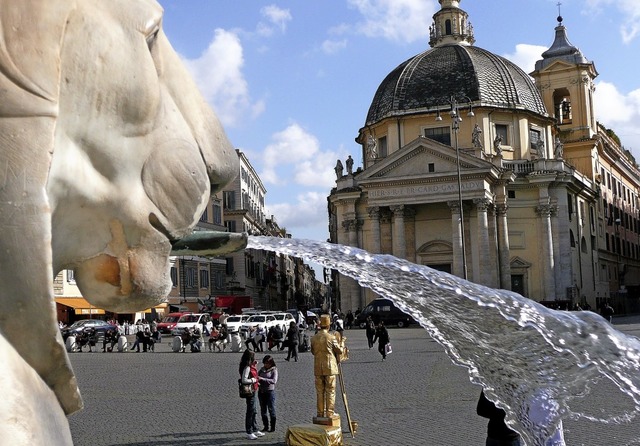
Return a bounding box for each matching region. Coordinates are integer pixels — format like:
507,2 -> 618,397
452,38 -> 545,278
158,0 -> 640,244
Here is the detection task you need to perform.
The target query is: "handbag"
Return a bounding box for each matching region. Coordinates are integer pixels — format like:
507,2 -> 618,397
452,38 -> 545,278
384,343 -> 392,355
238,379 -> 254,398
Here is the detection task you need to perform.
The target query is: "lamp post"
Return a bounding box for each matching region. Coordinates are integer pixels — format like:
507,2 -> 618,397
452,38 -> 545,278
436,96 -> 474,280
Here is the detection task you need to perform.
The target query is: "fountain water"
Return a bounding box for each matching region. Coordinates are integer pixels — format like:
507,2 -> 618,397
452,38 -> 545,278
248,236 -> 640,445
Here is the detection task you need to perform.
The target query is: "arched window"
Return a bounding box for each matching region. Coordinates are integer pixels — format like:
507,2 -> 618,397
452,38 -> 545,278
445,19 -> 452,35
553,88 -> 572,124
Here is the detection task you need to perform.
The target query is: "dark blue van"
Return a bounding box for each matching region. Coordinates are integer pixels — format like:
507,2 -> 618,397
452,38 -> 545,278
354,298 -> 414,328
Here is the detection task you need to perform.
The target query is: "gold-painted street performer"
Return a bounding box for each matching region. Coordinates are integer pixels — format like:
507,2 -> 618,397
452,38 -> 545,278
311,314 -> 344,423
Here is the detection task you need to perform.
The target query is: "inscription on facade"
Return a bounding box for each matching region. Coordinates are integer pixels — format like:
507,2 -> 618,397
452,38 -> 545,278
368,181 -> 482,199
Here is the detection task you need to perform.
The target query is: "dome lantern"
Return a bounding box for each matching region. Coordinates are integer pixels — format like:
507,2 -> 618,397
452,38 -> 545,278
429,0 -> 475,48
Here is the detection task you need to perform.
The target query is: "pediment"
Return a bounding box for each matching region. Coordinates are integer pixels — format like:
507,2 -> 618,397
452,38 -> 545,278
536,59 -> 582,74
510,256 -> 532,269
358,136 -> 492,182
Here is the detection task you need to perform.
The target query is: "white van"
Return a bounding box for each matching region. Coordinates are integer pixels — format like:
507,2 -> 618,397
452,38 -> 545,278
170,313 -> 213,336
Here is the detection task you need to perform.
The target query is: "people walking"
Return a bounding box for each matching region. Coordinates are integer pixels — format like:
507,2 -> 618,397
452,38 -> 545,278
239,350 -> 264,440
477,390 -> 522,446
373,320 -> 390,361
365,316 -> 376,349
285,321 -> 299,362
601,302 -> 614,323
258,355 -> 278,433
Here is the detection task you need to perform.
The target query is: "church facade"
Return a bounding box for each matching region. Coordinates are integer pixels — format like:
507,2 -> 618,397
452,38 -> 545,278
328,0 -> 640,314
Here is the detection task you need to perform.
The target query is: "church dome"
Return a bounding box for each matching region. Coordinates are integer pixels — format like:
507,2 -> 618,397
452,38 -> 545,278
365,44 -> 548,126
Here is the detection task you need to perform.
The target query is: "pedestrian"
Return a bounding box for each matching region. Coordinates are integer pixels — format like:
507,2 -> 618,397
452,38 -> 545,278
346,310 -> 354,329
365,316 -> 376,349
269,325 -> 284,351
477,390 -> 522,446
285,321 -> 299,362
601,302 -> 614,323
258,355 -> 278,432
373,320 -> 390,361
239,350 -> 264,440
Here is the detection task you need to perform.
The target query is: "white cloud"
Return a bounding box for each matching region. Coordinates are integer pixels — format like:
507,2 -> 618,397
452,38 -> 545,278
348,0 -> 437,43
583,0 -> 640,43
594,81 -> 640,155
258,5 -> 292,35
266,192 -> 329,231
321,39 -> 348,54
260,123 -> 341,188
182,29 -> 264,127
502,44 -> 547,74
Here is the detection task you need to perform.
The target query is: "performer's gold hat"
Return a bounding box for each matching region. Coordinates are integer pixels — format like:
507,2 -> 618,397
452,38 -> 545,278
319,314 -> 331,328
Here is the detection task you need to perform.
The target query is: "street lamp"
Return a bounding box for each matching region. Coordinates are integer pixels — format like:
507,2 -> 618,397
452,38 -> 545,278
436,96 -> 474,280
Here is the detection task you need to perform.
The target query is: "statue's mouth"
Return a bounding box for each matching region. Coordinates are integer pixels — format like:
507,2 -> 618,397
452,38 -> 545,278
149,212 -> 248,257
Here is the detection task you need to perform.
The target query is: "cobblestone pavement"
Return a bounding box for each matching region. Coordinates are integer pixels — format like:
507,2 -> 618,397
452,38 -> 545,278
68,319 -> 640,446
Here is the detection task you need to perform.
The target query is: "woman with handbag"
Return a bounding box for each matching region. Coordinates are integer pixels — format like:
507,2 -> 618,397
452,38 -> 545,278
239,350 -> 264,440
258,355 -> 278,432
373,320 -> 390,361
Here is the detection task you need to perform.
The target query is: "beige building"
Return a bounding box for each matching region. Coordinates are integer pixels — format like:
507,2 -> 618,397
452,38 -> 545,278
328,0 -> 639,314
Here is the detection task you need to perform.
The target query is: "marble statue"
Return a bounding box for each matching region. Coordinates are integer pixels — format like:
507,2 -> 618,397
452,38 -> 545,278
366,135 -> 378,159
311,314 -> 344,420
472,124 -> 483,148
335,159 -> 344,179
554,137 -> 564,159
0,1 -> 244,443
493,134 -> 503,156
346,155 -> 354,175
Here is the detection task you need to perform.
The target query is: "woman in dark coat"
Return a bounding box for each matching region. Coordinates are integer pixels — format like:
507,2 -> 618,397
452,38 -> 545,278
284,321 -> 299,362
365,316 -> 376,349
372,320 -> 390,361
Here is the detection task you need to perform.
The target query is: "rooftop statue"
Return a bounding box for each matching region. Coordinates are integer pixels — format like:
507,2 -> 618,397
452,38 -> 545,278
0,0 -> 244,443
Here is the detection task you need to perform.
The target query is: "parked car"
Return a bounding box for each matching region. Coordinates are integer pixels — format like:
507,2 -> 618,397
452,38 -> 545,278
61,319 -> 118,342
157,312 -> 189,334
170,313 -> 213,336
224,314 -> 250,334
272,312 -> 295,332
239,314 -> 278,337
354,298 -> 415,328
287,308 -> 318,326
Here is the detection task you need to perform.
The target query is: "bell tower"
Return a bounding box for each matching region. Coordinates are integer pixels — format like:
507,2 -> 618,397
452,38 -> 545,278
530,14 -> 598,142
429,0 -> 475,48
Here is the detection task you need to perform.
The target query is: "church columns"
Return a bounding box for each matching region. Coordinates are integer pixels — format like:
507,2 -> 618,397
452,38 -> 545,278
390,205 -> 406,259
536,205 -> 556,300
448,201 -> 465,278
367,206 -> 381,254
343,218 -> 360,248
495,204 -> 511,290
474,198 -> 492,286
342,218 -> 364,309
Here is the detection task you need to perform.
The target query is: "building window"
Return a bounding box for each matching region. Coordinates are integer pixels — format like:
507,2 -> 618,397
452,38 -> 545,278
199,269 -> 209,289
495,124 -> 508,146
186,267 -> 197,288
553,89 -> 572,124
225,220 -> 237,232
225,257 -> 234,276
170,266 -> 177,287
67,269 -> 75,283
199,207 -> 208,222
445,19 -> 452,35
378,136 -> 388,157
223,191 -> 235,210
508,190 -> 516,199
424,126 -> 451,146
428,163 -> 435,172
213,204 -> 222,225
529,128 -> 542,151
